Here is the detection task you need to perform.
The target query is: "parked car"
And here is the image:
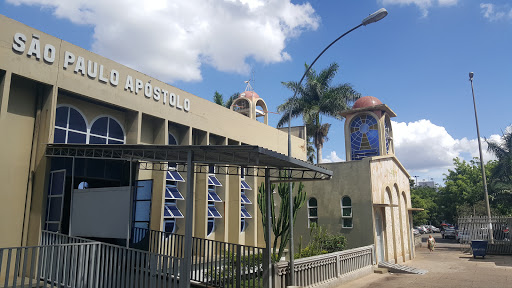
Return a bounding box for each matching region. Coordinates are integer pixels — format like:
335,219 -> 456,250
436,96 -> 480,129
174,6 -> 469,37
412,228 -> 420,236
414,226 -> 426,234
421,225 -> 432,233
442,227 -> 457,239
430,226 -> 440,233
456,229 -> 470,243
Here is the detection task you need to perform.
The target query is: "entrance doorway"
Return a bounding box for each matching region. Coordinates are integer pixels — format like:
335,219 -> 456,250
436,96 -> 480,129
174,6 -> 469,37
375,208 -> 385,262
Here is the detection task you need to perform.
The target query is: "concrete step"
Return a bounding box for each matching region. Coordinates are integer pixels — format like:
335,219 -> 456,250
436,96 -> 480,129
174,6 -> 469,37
374,267 -> 388,274
378,261 -> 428,275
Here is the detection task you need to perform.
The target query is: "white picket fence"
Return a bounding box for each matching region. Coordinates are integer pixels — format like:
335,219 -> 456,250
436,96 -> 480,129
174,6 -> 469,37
273,245 -> 374,288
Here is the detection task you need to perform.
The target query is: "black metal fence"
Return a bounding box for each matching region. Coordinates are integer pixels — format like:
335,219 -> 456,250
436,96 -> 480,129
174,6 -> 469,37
458,216 -> 512,254
0,232 -> 181,288
131,227 -> 264,287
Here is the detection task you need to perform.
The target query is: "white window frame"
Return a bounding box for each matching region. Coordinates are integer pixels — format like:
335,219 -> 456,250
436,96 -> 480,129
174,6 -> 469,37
307,197 -> 318,228
341,196 -> 353,228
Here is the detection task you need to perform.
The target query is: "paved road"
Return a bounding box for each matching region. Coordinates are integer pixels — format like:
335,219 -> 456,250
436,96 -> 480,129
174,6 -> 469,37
337,234 -> 512,288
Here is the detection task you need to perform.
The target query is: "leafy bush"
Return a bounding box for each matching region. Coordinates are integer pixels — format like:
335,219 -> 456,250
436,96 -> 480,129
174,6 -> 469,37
295,225 -> 347,259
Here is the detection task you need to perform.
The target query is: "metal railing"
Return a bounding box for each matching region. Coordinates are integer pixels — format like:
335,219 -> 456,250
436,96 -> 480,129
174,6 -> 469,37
1,239 -> 181,287
274,245 -> 375,288
458,216 -> 512,254
131,227 -> 264,287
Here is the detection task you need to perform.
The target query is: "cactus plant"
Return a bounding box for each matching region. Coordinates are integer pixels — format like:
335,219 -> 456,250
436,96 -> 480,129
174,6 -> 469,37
257,172 -> 306,262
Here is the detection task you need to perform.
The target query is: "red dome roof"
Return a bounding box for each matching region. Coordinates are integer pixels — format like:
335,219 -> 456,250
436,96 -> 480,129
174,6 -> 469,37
240,91 -> 259,99
352,96 -> 382,109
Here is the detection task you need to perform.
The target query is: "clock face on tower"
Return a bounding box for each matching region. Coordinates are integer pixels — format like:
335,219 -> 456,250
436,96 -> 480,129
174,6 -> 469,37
350,114 -> 380,160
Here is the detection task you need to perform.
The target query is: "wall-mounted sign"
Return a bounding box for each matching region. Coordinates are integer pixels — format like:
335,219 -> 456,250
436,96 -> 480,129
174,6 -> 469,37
12,32 -> 191,112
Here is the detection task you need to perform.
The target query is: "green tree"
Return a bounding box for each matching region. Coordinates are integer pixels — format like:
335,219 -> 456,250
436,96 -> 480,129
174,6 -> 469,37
486,130 -> 512,215
438,157 -> 493,223
213,91 -> 239,108
410,186 -> 439,226
277,63 -> 360,163
257,176 -> 306,262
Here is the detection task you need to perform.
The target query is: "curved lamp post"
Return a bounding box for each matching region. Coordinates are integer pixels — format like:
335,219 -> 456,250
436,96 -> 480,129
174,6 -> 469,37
286,8 -> 388,286
468,72 -> 493,243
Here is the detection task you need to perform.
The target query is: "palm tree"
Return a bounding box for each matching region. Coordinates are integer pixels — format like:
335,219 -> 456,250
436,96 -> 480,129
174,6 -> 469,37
486,129 -> 512,192
213,91 -> 239,108
278,62 -> 360,163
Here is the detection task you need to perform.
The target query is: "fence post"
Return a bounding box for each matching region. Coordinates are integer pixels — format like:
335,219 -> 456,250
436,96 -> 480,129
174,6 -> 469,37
235,244 -> 242,288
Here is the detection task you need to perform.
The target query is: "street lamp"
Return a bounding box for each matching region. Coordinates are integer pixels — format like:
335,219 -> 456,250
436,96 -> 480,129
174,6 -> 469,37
468,72 -> 493,243
286,8 -> 388,286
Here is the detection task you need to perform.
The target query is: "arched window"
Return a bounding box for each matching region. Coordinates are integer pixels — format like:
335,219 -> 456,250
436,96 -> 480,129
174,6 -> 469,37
350,114 -> 379,160
307,198 -> 318,228
54,106 -> 87,143
341,196 -> 353,228
89,116 -> 125,144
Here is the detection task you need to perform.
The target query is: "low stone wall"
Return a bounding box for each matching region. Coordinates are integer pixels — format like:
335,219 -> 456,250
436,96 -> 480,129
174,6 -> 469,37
274,245 -> 375,288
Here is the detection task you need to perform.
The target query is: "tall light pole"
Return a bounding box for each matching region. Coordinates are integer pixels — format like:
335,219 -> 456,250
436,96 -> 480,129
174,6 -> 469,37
286,8 -> 388,286
469,72 -> 493,243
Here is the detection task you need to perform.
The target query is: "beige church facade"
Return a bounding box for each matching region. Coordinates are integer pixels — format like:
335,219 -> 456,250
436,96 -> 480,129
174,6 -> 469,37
0,14 -> 415,266
297,96 -> 415,263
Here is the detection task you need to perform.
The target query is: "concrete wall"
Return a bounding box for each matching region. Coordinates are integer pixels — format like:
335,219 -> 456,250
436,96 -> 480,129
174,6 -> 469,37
296,161 -> 375,250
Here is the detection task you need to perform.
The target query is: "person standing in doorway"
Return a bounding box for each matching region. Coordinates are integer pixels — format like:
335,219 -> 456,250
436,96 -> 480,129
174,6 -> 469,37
427,234 -> 436,252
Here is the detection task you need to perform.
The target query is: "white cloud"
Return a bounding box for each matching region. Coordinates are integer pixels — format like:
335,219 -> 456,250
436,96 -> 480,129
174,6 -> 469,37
6,0 -> 319,82
380,0 -> 458,17
322,151 -> 344,163
392,119 -> 500,182
480,3 -> 512,21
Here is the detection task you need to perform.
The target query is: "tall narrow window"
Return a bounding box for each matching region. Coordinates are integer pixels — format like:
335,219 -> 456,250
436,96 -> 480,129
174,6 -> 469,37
163,132 -> 185,234
240,168 -> 252,232
307,197 -> 318,228
207,165 -> 222,236
341,196 -> 353,228
44,170 -> 66,232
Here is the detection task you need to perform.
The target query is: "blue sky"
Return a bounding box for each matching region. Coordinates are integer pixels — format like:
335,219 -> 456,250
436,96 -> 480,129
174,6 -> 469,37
2,0 -> 511,184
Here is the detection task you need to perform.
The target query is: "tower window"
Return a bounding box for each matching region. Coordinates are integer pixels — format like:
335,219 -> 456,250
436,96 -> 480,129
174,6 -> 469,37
341,196 -> 353,228
350,114 -> 380,160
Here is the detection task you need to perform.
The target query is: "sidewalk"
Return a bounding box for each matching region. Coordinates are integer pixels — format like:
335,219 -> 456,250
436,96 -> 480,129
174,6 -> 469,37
337,235 -> 512,288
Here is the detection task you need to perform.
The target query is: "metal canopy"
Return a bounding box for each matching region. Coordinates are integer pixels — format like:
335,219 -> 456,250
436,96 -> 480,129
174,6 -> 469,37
45,144 -> 333,181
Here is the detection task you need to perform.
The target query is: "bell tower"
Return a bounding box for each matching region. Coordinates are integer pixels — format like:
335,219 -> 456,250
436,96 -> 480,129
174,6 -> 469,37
230,81 -> 268,125
340,96 -> 396,161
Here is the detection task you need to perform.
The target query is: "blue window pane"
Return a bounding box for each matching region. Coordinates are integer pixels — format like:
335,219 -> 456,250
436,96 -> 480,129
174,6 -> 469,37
89,135 -> 107,144
108,139 -> 124,144
164,220 -> 176,233
134,222 -> 149,230
54,128 -> 66,143
47,197 -> 62,221
168,133 -> 177,145
165,187 -> 184,200
208,191 -> 222,202
208,175 -> 222,186
134,201 -> 151,222
68,108 -> 86,132
241,180 -> 251,190
241,207 -> 252,219
46,223 -> 59,232
170,171 -> 184,182
208,206 -> 222,218
108,119 -> 124,140
165,205 -> 184,218
241,194 -> 251,204
136,180 -> 153,200
91,117 -> 108,136
50,171 -> 65,195
207,219 -> 214,235
55,107 -> 68,128
67,131 -> 87,144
